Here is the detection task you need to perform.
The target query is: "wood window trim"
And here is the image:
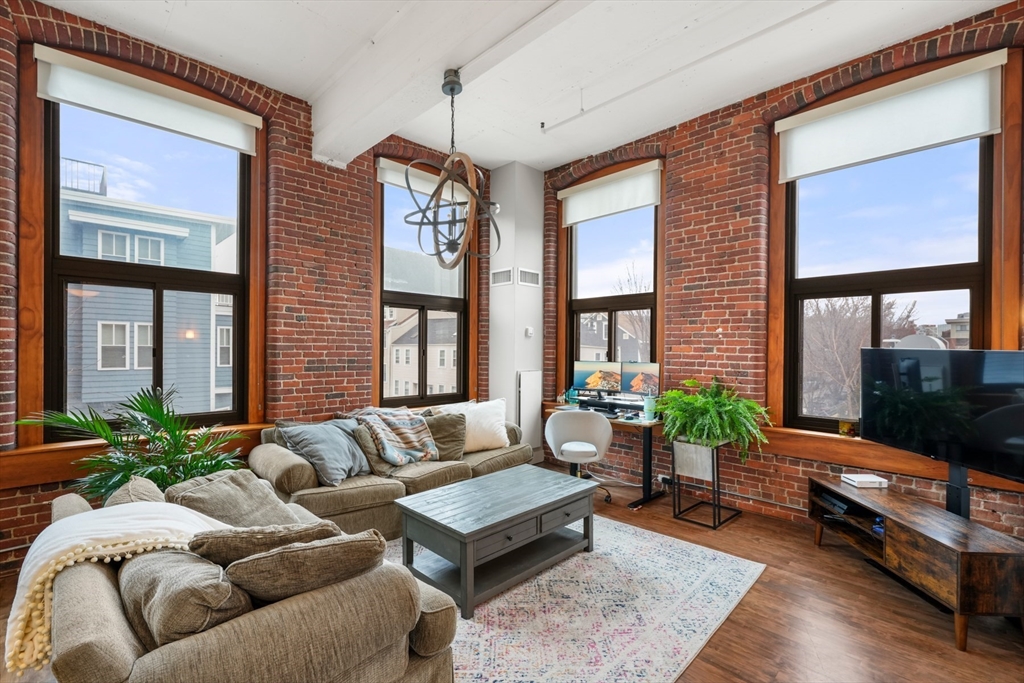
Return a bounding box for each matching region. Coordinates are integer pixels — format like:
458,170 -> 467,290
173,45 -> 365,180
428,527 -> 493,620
554,158 -> 667,392
12,44 -> 267,459
766,49 -> 1023,491
372,155 -> 480,407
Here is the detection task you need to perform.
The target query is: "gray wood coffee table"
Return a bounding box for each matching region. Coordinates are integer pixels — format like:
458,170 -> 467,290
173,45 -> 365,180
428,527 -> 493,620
395,465 -> 597,618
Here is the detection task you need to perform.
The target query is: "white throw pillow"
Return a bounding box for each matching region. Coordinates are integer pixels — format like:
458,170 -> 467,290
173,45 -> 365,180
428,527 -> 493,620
433,399 -> 509,453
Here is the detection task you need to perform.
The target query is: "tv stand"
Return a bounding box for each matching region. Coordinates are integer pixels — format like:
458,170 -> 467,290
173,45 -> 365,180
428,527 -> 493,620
809,476 -> 1024,651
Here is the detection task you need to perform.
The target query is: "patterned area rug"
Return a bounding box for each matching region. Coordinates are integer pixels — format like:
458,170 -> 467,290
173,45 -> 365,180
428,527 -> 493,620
384,515 -> 765,683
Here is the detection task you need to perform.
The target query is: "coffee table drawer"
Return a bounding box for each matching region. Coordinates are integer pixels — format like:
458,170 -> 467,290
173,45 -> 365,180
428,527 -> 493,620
541,497 -> 590,533
476,518 -> 538,562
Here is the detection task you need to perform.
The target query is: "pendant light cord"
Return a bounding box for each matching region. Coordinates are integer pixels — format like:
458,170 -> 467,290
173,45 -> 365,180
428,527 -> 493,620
449,93 -> 456,156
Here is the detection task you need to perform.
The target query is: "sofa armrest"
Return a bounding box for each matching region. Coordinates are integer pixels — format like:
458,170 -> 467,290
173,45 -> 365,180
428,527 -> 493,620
248,443 -> 318,495
51,492 -> 93,522
505,421 -> 522,446
410,580 -> 457,657
127,562 -> 421,683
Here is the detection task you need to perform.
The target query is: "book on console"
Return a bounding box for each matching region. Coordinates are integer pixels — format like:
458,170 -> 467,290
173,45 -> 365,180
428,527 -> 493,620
841,473 -> 889,488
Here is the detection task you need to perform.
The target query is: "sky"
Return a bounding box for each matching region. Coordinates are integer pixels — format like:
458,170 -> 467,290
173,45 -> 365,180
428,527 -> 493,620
797,139 -> 979,325
573,206 -> 655,299
59,104 -> 240,218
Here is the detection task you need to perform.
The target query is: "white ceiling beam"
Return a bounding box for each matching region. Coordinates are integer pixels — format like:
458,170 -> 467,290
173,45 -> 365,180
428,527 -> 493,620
310,0 -> 592,168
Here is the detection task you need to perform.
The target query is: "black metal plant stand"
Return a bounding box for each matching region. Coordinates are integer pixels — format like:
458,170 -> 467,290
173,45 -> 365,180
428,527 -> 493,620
672,445 -> 741,529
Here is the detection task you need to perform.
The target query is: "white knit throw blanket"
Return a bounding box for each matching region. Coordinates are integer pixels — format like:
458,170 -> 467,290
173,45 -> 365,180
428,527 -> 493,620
4,502 -> 228,675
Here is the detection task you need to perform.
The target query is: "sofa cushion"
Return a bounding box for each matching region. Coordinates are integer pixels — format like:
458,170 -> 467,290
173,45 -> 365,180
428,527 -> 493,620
424,413 -> 466,462
462,443 -> 533,478
119,550 -> 252,650
288,474 -> 406,518
353,424 -> 397,478
390,460 -> 472,495
166,469 -> 300,527
226,530 -> 386,602
278,419 -> 371,486
189,520 -> 342,566
104,476 -> 165,507
248,443 -> 319,495
431,399 -> 509,453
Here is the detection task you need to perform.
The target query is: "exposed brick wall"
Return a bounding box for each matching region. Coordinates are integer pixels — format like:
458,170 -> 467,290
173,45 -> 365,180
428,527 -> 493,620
543,2 -> 1024,537
0,0 -> 489,572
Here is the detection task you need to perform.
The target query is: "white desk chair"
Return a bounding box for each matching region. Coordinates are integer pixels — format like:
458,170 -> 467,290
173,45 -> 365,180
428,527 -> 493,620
545,409 -> 613,503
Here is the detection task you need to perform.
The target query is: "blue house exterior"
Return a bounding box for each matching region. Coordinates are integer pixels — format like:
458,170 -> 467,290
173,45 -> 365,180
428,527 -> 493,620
60,158 -> 236,415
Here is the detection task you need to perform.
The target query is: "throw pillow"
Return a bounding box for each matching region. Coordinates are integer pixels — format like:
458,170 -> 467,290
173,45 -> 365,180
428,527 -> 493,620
424,413 -> 467,462
432,398 -> 509,453
352,425 -> 395,477
226,530 -> 385,602
165,469 -> 299,527
189,520 -> 342,566
104,476 -> 165,507
119,549 -> 252,651
278,419 -> 371,486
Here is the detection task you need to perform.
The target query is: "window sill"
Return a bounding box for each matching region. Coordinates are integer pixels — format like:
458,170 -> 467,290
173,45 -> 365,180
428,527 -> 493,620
0,423 -> 272,490
761,426 -> 1024,493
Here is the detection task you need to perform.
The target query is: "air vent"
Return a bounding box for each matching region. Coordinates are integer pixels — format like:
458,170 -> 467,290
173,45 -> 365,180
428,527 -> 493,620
491,268 -> 513,286
518,268 -> 541,287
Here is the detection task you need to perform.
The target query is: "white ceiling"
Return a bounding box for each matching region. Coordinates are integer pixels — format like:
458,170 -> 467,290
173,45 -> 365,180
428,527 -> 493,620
46,0 -> 1004,171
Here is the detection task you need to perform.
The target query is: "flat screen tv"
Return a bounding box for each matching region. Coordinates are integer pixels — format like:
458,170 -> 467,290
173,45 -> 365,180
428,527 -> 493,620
860,348 -> 1024,485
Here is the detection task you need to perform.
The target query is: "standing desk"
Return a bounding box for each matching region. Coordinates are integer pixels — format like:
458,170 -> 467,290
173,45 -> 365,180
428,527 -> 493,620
546,406 -> 665,510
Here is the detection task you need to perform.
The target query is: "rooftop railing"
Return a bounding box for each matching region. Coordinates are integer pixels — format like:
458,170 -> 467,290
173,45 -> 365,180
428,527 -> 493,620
60,158 -> 107,195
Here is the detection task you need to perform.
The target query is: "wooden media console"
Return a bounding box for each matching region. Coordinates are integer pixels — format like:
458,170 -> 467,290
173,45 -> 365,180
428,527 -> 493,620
809,475 -> 1024,651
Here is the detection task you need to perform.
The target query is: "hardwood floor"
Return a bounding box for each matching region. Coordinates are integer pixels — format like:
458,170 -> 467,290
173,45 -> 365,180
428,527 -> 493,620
1,476 -> 1021,683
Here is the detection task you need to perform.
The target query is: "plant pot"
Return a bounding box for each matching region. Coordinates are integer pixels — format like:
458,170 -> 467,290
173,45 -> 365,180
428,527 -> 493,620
672,439 -> 728,481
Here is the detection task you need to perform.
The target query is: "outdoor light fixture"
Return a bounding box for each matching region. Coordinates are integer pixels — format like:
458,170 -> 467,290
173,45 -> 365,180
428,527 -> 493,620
404,69 -> 500,270
184,330 -> 196,339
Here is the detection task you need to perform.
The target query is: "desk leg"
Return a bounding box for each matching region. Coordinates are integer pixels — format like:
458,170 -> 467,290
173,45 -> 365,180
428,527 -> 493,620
954,613 -> 968,651
814,522 -> 823,547
627,425 -> 666,509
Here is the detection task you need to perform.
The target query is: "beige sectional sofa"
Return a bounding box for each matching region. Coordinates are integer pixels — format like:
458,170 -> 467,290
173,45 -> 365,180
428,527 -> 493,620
46,483 -> 459,683
250,421 -> 533,540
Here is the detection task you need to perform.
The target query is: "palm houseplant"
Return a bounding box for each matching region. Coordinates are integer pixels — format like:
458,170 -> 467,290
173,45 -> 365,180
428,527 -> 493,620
17,387 -> 244,502
655,377 -> 772,478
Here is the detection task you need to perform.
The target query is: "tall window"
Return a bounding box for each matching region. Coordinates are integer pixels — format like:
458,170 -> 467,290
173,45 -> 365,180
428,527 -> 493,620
569,206 -> 656,366
378,177 -> 467,407
47,103 -> 248,425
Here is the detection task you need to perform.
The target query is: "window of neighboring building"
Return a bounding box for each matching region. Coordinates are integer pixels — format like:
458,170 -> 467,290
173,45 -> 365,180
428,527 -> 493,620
135,236 -> 164,266
217,326 -> 232,367
97,322 -> 129,370
98,230 -> 128,261
135,322 -> 153,370
394,348 -> 400,364
394,380 -> 399,394
569,206 -> 656,366
378,177 -> 468,407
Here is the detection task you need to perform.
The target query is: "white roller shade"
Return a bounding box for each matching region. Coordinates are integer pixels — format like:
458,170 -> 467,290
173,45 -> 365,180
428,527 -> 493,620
777,50 -> 1006,183
376,157 -> 470,204
34,44 -> 262,155
557,159 -> 663,226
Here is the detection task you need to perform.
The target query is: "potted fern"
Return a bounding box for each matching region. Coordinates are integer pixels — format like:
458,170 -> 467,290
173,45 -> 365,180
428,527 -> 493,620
17,387 -> 244,502
656,378 -> 771,478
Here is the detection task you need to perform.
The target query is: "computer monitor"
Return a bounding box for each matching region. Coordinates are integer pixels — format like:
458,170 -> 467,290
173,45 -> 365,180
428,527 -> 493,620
572,361 -> 622,392
621,362 -> 660,396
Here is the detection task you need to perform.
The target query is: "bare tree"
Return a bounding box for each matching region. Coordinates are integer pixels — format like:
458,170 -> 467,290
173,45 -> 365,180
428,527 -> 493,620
611,262 -> 652,361
801,297 -> 918,419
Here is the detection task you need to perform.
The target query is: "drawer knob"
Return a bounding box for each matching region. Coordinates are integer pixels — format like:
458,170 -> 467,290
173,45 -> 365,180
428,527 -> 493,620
506,535 -> 513,541
564,511 -> 571,517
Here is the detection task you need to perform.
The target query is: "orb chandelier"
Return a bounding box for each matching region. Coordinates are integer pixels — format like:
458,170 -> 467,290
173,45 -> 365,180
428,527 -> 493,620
404,69 -> 500,270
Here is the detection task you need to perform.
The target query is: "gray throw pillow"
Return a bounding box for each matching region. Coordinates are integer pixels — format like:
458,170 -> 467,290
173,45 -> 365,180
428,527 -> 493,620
352,424 -> 395,478
278,419 -> 371,487
119,550 -> 252,651
104,476 -> 165,507
189,520 -> 341,566
226,530 -> 385,602
166,469 -> 299,527
425,413 -> 467,462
